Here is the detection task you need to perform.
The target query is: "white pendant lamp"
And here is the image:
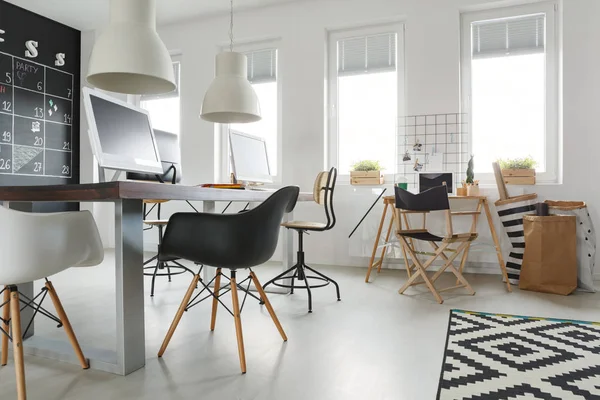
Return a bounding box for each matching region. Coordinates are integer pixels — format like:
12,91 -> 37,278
200,0 -> 261,123
87,0 -> 176,95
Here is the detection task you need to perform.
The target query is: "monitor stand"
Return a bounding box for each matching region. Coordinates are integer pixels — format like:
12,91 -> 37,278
97,164 -> 123,183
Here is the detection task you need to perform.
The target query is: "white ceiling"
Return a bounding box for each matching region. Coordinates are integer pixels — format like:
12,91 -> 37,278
6,0 -> 300,31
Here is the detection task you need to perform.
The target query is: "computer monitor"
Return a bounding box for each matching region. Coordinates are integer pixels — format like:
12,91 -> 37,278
419,172 -> 454,195
229,130 -> 272,184
82,87 -> 163,176
127,130 -> 182,184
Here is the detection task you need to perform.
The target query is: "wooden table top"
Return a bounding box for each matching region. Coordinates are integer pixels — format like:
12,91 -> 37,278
0,181 -> 314,203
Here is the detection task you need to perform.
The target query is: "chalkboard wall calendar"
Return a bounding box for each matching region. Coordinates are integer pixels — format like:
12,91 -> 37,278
0,0 -> 80,187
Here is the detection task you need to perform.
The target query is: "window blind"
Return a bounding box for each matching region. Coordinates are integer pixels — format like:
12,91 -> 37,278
472,14 -> 545,59
140,61 -> 180,101
337,33 -> 396,76
246,48 -> 277,84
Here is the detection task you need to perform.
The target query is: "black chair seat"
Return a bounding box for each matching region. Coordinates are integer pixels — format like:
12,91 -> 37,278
399,231 -> 444,242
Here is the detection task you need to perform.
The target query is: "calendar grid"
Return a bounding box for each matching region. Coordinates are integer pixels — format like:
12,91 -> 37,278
0,50 -> 73,178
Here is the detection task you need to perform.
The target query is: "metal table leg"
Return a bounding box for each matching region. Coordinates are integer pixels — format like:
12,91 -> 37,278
112,199 -> 146,374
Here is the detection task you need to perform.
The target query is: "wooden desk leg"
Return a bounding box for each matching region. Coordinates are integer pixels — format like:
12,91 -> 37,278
377,213 -> 395,273
482,199 -> 512,293
366,203 -> 388,283
456,201 -> 481,285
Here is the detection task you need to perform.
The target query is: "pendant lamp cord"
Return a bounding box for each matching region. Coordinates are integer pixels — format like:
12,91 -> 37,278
229,0 -> 234,52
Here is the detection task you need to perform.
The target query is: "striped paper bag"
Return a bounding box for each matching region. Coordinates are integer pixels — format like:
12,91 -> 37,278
495,194 -> 538,284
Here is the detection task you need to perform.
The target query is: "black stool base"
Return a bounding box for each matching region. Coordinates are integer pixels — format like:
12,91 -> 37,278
144,259 -> 195,297
261,262 -> 341,313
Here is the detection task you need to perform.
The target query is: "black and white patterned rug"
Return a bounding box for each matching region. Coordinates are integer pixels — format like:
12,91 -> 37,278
437,310 -> 600,400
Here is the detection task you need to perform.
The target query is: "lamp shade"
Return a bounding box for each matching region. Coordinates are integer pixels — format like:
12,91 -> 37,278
200,52 -> 261,123
87,0 -> 176,95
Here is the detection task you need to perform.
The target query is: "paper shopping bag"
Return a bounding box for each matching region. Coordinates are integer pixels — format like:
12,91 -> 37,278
519,215 -> 577,295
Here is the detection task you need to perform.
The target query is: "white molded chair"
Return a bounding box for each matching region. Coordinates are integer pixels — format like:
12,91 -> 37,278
0,206 -> 104,400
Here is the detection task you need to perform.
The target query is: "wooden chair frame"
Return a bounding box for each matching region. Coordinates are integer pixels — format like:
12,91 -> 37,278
393,202 -> 479,304
1,282 -> 89,400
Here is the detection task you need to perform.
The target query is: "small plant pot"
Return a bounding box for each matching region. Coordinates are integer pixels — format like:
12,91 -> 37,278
502,168 -> 536,185
467,185 -> 480,196
456,187 -> 467,196
350,170 -> 384,185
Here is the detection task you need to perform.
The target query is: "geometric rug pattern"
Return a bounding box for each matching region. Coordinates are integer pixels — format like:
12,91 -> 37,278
437,310 -> 600,400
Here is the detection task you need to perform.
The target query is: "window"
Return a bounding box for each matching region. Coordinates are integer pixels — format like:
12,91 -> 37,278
328,24 -> 404,177
461,3 -> 559,182
141,57 -> 181,134
223,47 -> 279,179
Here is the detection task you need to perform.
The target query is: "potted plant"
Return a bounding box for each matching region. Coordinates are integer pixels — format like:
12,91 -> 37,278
465,155 -> 480,196
497,156 -> 537,185
350,160 -> 384,185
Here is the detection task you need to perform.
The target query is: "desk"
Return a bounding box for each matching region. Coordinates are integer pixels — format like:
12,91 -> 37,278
0,181 -> 313,376
365,195 -> 512,292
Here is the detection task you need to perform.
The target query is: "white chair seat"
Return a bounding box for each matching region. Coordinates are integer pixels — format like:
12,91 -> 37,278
0,206 -> 104,285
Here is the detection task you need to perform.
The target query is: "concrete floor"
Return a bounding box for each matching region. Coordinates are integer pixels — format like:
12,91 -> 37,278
0,251 -> 599,400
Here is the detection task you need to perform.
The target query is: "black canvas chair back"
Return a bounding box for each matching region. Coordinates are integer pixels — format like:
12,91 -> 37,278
160,186 -> 300,269
394,185 -> 450,212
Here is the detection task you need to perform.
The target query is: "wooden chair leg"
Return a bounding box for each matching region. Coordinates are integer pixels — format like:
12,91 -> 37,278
250,272 -> 287,341
430,242 -> 468,283
210,269 -> 222,331
44,281 -> 89,369
230,274 -> 246,374
398,257 -> 441,303
455,243 -> 471,285
399,237 -> 444,304
9,288 -> 26,400
158,274 -> 200,357
1,286 -> 9,366
448,264 -> 476,295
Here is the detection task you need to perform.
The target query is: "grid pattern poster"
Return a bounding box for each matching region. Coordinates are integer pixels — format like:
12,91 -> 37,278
0,0 -> 80,186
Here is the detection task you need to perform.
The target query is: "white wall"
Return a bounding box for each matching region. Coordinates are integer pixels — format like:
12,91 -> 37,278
82,0 -> 600,274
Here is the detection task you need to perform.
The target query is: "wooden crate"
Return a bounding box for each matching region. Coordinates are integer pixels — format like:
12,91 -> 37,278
350,171 -> 384,185
502,168 -> 536,185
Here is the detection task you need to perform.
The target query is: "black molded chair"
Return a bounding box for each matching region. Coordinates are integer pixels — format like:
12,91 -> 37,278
394,185 -> 476,304
157,186 -> 300,374
261,168 -> 340,312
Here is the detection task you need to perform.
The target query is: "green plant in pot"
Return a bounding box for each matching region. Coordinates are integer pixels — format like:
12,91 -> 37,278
350,160 -> 384,185
497,156 -> 537,185
497,156 -> 537,170
465,155 -> 480,196
351,160 -> 382,172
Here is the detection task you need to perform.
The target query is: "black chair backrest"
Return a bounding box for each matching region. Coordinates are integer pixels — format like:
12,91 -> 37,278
394,185 -> 450,211
160,186 -> 300,269
127,129 -> 182,184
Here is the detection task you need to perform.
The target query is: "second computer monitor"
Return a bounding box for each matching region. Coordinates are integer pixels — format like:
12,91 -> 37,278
229,130 -> 272,184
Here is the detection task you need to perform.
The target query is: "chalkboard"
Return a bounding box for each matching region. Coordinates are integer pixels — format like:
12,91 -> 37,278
0,0 -> 80,189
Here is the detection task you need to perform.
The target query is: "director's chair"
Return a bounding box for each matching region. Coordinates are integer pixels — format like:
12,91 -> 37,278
394,185 -> 477,304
